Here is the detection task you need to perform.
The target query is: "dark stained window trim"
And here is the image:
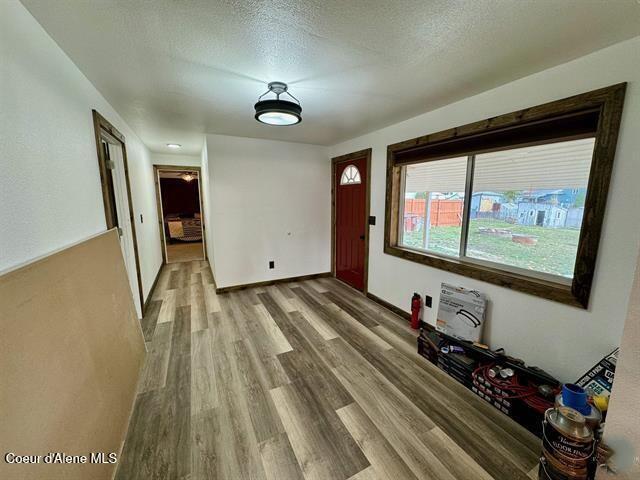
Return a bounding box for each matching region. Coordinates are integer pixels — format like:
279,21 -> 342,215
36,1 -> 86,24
384,83 -> 626,309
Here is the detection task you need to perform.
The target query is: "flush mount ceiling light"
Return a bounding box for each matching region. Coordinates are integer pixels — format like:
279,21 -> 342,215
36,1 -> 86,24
181,172 -> 196,182
166,143 -> 182,149
254,81 -> 302,126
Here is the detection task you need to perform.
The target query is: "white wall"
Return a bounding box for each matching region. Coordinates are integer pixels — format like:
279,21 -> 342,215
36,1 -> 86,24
330,37 -> 640,382
127,144 -> 163,305
151,153 -> 201,167
199,139 -> 215,276
0,1 -> 163,316
204,134 -> 330,288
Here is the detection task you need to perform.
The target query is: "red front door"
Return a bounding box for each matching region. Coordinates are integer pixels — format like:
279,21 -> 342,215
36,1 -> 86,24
335,156 -> 368,291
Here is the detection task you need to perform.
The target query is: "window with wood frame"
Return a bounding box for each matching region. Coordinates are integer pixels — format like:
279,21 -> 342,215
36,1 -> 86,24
384,84 -> 626,308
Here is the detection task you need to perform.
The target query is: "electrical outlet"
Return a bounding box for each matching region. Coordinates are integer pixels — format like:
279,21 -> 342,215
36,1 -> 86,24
269,261 -> 275,269
424,294 -> 432,308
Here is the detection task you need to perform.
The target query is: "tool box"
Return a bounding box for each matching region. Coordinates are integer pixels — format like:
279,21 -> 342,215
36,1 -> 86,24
438,352 -> 475,388
418,322 -> 559,438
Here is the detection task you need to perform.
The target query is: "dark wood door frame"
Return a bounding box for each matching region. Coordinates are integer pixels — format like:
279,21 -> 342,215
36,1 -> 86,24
92,110 -> 145,315
331,148 -> 372,294
153,165 -> 208,264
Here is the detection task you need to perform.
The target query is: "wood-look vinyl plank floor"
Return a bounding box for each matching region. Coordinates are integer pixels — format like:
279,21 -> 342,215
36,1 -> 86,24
141,299 -> 162,342
166,242 -> 205,264
259,432 -> 306,480
116,261 -> 539,480
336,402 -> 419,480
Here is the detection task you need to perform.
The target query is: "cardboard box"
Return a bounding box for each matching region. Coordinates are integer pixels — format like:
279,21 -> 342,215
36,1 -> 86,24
575,348 -> 618,397
436,283 -> 486,342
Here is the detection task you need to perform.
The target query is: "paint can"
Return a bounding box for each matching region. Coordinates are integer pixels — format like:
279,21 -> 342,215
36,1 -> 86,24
554,391 -> 602,432
538,407 -> 595,480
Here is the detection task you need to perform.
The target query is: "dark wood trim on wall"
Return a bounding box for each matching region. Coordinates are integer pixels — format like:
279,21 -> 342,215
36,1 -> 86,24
92,110 -> 146,315
331,148 -> 372,294
384,83 -> 626,309
216,272 -> 331,294
152,164 -> 207,264
143,265 -> 163,313
366,292 -> 411,321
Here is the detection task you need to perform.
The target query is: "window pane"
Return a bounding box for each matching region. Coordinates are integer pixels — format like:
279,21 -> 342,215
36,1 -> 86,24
466,138 -> 595,279
340,164 -> 361,185
401,156 -> 467,257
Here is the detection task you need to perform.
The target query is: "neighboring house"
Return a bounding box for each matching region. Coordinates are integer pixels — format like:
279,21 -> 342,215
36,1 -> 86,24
470,192 -> 503,219
520,189 -> 562,204
521,188 -> 587,207
565,207 -> 585,229
516,202 -> 568,228
498,202 -> 518,222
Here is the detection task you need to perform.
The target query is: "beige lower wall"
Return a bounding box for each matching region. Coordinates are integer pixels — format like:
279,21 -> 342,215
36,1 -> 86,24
0,230 -> 145,480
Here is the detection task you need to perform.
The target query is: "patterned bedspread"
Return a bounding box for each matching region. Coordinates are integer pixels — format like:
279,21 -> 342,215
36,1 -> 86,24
167,217 -> 202,242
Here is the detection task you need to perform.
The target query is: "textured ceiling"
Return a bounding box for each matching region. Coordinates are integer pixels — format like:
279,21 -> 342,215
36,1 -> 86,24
21,0 -> 640,154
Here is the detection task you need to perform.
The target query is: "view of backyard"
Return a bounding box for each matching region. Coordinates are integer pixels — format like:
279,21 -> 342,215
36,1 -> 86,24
402,218 -> 580,278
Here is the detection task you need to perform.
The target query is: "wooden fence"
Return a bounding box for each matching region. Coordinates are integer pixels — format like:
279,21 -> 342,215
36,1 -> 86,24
404,198 -> 463,230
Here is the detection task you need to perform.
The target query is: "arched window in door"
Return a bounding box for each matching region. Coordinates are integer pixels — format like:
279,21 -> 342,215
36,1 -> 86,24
340,164 -> 362,185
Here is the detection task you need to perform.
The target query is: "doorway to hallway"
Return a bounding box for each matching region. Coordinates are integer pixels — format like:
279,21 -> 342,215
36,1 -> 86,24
154,166 -> 206,264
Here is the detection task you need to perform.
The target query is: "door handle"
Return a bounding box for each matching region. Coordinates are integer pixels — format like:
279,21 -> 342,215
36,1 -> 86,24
359,234 -> 365,240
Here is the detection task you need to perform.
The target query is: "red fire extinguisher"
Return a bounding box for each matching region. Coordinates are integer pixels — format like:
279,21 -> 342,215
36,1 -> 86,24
411,293 -> 421,330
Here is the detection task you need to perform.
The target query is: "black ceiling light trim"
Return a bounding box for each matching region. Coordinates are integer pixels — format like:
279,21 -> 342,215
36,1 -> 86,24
254,81 -> 302,126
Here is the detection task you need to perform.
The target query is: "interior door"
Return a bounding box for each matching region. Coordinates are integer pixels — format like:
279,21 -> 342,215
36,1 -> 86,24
107,142 -> 138,308
335,156 -> 368,291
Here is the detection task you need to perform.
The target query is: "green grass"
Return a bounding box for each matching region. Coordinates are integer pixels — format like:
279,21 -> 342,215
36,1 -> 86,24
403,218 -> 580,278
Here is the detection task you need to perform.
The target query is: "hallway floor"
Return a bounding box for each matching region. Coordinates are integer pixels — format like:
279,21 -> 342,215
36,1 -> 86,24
115,261 -> 539,480
166,242 -> 204,263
